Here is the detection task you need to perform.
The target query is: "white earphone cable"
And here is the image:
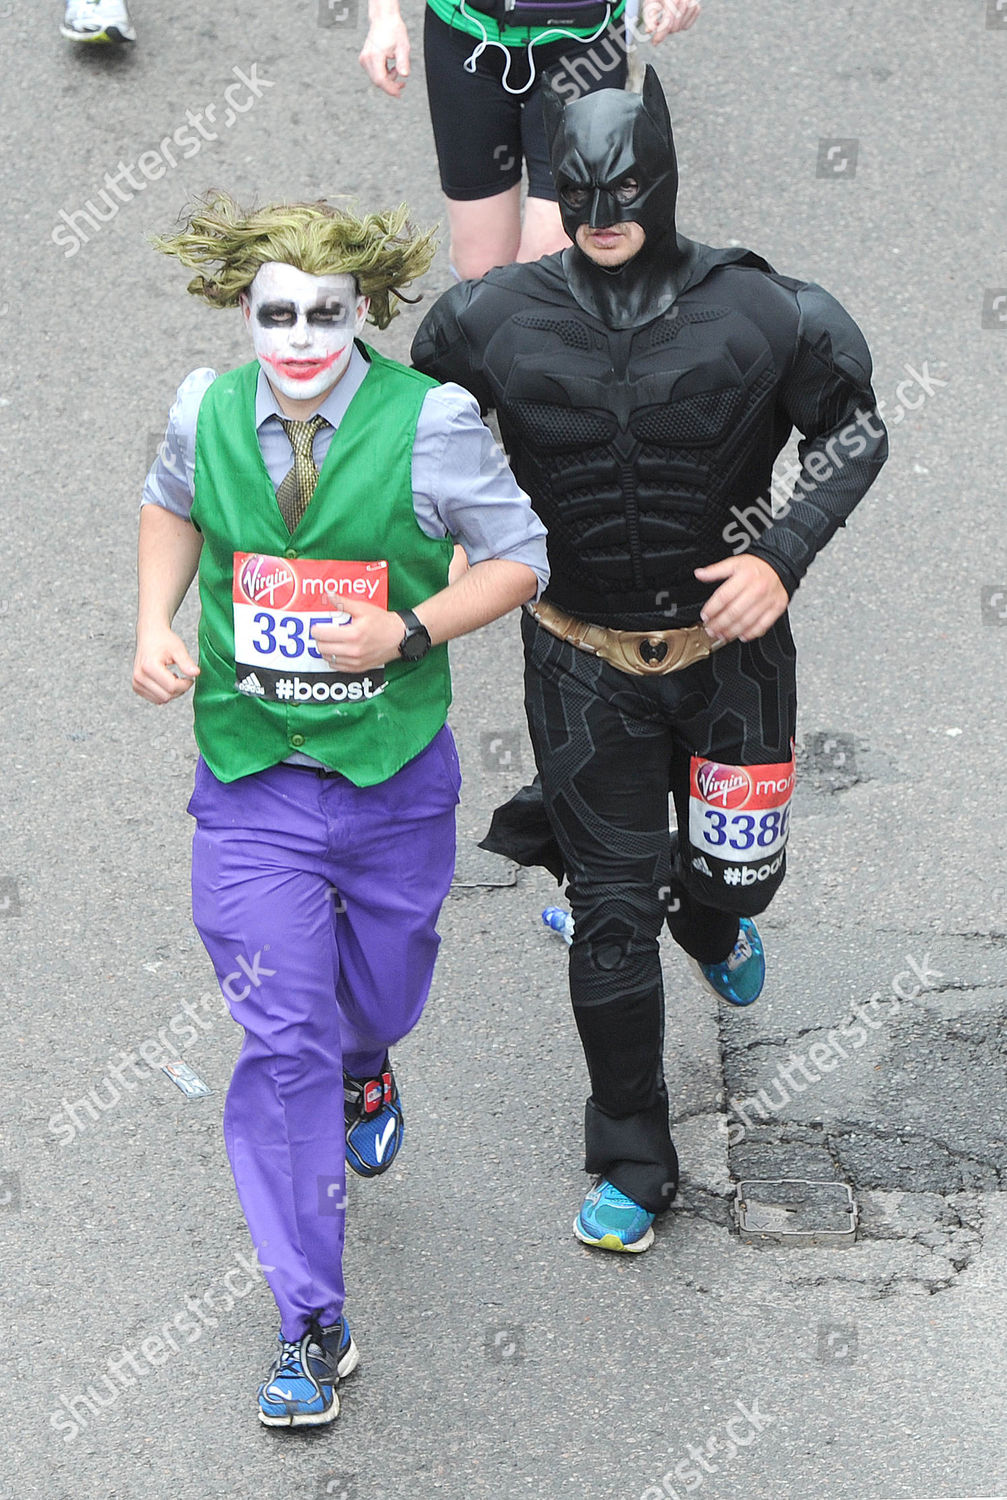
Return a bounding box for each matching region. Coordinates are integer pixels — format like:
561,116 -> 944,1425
459,0 -> 613,98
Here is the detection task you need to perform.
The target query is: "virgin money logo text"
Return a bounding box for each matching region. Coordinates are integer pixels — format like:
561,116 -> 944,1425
696,763 -> 752,809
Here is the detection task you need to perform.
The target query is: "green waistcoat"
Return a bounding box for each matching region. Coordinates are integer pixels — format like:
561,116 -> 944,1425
190,347 -> 453,787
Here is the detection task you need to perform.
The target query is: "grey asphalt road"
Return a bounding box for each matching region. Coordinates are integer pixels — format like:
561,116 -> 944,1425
0,1 -> 1005,1497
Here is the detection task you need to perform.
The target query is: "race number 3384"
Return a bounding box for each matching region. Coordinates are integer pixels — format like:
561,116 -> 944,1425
688,749 -> 796,863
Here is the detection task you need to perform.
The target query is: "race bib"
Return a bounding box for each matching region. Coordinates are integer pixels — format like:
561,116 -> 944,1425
688,748 -> 796,871
232,552 -> 388,705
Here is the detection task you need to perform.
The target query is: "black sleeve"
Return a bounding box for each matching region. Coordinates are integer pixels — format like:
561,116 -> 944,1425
748,282 -> 888,594
411,280 -> 496,415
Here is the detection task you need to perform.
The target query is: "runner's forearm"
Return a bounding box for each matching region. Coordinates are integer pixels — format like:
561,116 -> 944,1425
413,558 -> 537,645
137,503 -> 203,632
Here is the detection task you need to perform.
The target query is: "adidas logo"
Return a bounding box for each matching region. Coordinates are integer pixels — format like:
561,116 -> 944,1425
237,672 -> 265,696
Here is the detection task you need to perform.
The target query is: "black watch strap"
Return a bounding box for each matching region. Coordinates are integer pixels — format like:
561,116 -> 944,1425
395,608 -> 432,661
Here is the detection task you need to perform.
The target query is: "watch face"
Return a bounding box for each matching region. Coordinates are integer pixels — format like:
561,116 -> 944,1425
400,627 -> 430,661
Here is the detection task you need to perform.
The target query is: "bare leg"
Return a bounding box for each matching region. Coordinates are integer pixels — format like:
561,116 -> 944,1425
517,196 -> 570,263
446,186 -> 522,279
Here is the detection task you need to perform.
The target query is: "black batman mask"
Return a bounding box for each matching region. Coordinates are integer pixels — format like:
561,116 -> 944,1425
542,66 -> 697,330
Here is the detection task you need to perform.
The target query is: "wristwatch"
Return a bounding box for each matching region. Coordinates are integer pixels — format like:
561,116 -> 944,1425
395,608 -> 432,662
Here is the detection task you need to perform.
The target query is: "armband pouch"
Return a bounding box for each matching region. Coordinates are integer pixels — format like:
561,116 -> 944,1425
464,0 -> 611,30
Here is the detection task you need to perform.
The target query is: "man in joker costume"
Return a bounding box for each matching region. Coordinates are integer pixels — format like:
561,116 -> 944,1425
133,195 -> 547,1427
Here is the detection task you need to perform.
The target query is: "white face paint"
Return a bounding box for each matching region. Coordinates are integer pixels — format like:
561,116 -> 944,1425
242,262 -> 368,406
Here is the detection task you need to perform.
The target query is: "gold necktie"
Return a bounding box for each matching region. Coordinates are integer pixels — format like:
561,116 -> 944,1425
276,415 -> 327,532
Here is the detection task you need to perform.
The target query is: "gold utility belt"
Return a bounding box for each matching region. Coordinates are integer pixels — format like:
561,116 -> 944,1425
527,598 -> 724,677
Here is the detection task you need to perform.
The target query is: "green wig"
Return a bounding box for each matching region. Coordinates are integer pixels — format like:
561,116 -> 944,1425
153,193 -> 438,330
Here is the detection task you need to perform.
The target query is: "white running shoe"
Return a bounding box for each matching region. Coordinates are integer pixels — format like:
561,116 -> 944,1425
61,0 -> 136,43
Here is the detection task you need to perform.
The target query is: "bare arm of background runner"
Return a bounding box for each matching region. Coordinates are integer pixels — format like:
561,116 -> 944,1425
359,0 -> 410,96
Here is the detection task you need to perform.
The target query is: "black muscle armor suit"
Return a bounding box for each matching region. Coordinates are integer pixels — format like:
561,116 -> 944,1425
416,258 -> 884,630
412,69 -> 888,1217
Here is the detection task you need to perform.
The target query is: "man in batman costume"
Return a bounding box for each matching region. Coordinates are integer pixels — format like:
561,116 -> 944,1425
412,68 -> 887,1253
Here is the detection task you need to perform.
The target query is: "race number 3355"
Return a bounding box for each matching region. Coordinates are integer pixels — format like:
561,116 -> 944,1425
688,748 -> 796,863
230,552 -> 389,703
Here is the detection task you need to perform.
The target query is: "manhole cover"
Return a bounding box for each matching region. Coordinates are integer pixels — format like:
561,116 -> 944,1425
734,1178 -> 858,1247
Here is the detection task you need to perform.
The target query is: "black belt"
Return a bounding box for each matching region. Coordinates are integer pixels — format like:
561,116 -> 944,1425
282,760 -> 345,778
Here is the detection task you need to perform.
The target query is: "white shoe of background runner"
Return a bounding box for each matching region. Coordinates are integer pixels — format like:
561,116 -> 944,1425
61,0 -> 136,43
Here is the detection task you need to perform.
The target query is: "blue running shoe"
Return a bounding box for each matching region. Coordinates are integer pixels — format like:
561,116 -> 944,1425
574,1179 -> 655,1253
696,916 -> 765,1007
344,1057 -> 403,1178
257,1317 -> 359,1429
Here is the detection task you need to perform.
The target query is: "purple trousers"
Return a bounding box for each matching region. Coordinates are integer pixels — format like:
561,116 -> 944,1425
187,727 -> 460,1339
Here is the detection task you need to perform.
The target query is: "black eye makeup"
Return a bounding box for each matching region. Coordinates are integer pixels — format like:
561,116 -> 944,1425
255,300 -> 348,326
309,302 -> 346,323
256,301 -> 297,327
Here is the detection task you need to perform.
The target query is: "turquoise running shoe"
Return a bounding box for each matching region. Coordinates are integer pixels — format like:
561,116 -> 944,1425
574,1179 -> 655,1253
257,1317 -> 358,1429
697,916 -> 765,1006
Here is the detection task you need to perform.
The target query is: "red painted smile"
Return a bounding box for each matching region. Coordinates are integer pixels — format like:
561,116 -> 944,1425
265,348 -> 344,381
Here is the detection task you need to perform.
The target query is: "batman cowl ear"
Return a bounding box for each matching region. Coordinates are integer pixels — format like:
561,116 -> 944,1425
641,63 -> 673,144
540,71 -> 567,161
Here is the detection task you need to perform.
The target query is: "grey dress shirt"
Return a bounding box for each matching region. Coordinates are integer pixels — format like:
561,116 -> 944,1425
142,345 -> 549,594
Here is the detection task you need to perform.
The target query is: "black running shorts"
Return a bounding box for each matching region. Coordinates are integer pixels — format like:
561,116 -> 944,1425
423,5 -> 628,201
